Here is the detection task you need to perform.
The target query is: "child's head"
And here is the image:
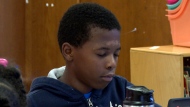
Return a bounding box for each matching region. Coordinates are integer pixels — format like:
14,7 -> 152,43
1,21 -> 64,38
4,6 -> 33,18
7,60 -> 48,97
0,78 -> 20,107
58,3 -> 121,93
0,65 -> 27,107
58,2 -> 121,49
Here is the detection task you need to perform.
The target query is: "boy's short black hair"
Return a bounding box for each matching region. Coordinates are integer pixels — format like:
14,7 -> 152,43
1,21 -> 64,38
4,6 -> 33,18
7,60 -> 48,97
0,65 -> 27,107
58,3 -> 121,50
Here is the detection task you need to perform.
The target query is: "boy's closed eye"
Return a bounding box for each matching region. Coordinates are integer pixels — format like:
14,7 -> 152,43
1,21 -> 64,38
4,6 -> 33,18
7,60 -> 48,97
114,52 -> 119,57
95,47 -> 121,58
97,52 -> 107,57
96,51 -> 120,58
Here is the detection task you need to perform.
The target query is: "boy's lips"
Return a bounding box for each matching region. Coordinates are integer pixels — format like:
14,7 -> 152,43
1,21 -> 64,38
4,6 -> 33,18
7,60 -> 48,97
101,74 -> 114,82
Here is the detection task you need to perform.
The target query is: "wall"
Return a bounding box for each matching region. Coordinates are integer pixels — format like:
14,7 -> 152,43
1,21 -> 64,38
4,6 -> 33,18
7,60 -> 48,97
0,0 -> 25,73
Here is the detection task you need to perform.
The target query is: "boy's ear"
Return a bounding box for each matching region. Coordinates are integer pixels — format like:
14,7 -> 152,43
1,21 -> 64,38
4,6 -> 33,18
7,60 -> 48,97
61,43 -> 73,61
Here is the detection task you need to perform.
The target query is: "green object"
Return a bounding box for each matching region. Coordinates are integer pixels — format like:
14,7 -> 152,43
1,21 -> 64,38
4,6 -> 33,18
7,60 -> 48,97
167,0 -> 182,10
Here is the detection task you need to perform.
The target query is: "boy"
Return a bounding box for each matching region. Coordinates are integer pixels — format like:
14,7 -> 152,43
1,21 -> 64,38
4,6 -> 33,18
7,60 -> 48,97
27,3 -> 161,107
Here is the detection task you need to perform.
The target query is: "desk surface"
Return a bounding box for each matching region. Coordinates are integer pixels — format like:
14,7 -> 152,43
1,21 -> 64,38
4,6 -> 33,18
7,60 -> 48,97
131,45 -> 190,56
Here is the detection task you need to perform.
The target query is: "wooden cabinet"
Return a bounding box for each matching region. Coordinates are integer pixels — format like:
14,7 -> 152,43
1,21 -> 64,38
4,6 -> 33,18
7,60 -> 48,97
25,0 -> 77,91
130,45 -> 190,107
0,0 -> 25,72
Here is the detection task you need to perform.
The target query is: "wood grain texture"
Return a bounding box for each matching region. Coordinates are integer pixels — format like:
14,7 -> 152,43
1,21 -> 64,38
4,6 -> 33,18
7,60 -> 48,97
25,0 -> 77,91
0,0 -> 25,74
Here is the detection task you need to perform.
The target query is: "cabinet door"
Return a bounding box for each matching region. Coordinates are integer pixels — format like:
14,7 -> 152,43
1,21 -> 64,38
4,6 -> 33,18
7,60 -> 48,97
25,0 -> 77,91
0,0 -> 25,71
130,49 -> 184,107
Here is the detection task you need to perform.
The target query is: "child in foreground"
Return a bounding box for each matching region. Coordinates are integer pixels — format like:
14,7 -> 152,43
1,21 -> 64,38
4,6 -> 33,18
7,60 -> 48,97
27,3 -> 161,107
0,58 -> 27,107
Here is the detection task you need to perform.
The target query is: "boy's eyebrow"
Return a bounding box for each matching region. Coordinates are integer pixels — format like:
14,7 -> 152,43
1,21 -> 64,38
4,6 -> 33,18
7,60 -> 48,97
97,47 -> 121,51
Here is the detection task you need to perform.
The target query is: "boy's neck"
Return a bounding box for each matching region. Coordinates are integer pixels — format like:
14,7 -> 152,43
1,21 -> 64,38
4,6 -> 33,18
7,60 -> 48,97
58,67 -> 92,94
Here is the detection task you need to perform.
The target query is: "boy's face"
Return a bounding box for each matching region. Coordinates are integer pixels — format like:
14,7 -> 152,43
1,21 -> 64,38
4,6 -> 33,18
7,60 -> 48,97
72,27 -> 120,91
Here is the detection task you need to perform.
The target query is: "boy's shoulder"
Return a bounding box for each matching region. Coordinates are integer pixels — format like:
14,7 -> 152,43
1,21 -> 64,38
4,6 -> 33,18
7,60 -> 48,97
113,75 -> 127,80
113,75 -> 131,83
110,75 -> 133,87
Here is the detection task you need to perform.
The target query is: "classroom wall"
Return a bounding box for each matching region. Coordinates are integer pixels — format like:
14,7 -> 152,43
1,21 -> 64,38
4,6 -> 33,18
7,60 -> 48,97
0,0 -> 172,92
0,0 -> 25,73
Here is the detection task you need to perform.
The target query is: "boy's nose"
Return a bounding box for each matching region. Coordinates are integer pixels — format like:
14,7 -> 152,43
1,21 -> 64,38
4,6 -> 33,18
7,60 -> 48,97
106,55 -> 117,70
